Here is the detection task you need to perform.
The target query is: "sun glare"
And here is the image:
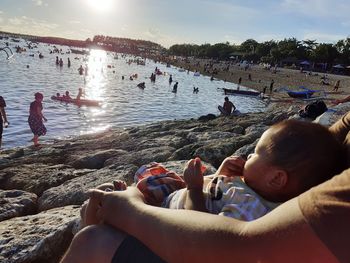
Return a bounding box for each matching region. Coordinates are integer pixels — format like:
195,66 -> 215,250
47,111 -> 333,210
87,0 -> 113,12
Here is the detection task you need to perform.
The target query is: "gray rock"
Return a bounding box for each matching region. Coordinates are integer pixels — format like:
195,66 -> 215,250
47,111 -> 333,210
7,148 -> 25,159
71,149 -> 127,169
186,131 -> 234,143
158,160 -> 217,176
0,164 -> 93,195
38,165 -> 137,211
104,146 -> 176,167
0,205 -> 80,263
0,190 -> 38,222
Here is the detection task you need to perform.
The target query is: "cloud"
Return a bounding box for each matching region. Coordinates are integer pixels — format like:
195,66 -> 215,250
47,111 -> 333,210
32,0 -> 44,6
69,20 -> 81,25
30,0 -> 48,6
4,16 -> 58,36
0,10 -> 3,14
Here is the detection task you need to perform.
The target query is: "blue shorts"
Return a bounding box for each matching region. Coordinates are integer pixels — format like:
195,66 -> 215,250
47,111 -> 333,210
112,235 -> 165,263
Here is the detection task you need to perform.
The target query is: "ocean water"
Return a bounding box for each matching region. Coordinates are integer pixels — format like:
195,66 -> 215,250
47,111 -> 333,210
0,39 -> 266,149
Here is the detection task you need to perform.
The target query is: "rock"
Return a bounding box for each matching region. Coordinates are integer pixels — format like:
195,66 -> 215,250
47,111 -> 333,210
198,113 -> 216,121
7,148 -> 25,159
157,160 -> 217,176
194,136 -> 256,167
245,124 -> 268,138
70,149 -> 126,169
170,143 -> 204,161
186,131 -> 234,143
104,146 -> 176,167
233,139 -> 258,158
0,164 -> 93,195
0,205 -> 80,263
38,165 -> 137,211
0,190 -> 38,222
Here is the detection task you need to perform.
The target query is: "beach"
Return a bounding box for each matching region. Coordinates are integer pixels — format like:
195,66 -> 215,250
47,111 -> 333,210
165,57 -> 350,103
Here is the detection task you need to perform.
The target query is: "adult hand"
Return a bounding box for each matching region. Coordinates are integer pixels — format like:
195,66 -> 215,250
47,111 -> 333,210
87,186 -> 145,228
43,117 -> 48,122
215,155 -> 246,177
183,157 -> 203,190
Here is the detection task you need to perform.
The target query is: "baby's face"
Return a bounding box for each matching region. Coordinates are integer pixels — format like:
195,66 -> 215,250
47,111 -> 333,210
243,128 -> 278,194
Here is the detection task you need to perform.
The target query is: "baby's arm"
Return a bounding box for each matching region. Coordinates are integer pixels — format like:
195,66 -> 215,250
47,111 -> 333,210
215,155 -> 246,177
183,158 -> 208,212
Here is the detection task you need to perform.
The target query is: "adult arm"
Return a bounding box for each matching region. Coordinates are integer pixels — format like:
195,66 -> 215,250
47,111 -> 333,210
329,112 -> 350,143
0,97 -> 8,123
232,102 -> 236,111
91,187 -> 337,263
0,107 -> 8,123
36,103 -> 47,121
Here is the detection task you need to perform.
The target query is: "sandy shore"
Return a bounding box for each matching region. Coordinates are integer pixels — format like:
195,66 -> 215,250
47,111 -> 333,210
166,57 -> 350,105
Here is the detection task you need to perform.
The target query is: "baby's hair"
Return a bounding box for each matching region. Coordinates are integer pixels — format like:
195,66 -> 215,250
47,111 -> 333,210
266,119 -> 345,195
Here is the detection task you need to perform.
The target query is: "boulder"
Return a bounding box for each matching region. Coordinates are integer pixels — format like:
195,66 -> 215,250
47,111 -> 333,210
0,190 -> 38,222
0,164 -> 94,195
0,205 -> 80,263
38,164 -> 137,211
70,149 -> 127,169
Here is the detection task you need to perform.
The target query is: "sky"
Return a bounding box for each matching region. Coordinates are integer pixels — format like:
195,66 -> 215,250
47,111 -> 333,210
0,0 -> 349,48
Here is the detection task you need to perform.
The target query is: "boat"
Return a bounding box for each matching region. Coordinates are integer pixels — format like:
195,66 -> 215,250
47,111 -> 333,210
223,88 -> 260,97
287,90 -> 314,99
51,96 -> 100,107
286,86 -> 317,99
70,48 -> 90,55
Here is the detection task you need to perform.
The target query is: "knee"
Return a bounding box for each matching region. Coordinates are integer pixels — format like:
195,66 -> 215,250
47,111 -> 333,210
72,225 -> 118,247
67,225 -> 126,262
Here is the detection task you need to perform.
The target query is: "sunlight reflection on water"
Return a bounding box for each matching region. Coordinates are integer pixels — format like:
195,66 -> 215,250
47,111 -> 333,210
0,39 -> 267,149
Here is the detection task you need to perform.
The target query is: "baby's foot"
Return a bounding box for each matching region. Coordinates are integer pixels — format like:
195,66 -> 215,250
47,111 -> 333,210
113,180 -> 127,191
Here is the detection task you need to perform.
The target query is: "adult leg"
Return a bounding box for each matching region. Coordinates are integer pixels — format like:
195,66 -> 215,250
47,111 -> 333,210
60,225 -> 126,263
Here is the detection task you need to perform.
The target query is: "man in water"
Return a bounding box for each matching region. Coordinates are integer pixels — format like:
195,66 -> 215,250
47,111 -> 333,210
172,82 -> 178,93
218,96 -> 236,116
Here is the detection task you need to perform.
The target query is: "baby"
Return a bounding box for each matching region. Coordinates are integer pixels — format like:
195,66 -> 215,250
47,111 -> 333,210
83,119 -> 344,224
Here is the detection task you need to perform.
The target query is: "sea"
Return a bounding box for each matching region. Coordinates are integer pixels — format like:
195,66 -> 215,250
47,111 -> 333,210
0,38 -> 266,149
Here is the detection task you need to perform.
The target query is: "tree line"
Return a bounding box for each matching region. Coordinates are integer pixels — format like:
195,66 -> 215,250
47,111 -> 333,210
168,38 -> 350,68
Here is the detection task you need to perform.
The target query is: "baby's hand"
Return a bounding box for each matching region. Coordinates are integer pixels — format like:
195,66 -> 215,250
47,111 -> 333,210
183,157 -> 203,190
216,155 -> 246,177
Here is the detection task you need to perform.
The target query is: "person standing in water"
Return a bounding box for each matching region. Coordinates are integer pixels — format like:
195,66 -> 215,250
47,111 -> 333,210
28,92 -> 47,147
169,75 -> 173,84
172,82 -> 178,93
76,88 -> 84,100
0,96 -> 9,148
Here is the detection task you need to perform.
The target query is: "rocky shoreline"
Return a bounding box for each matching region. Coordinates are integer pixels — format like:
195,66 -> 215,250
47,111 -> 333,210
0,103 -> 300,263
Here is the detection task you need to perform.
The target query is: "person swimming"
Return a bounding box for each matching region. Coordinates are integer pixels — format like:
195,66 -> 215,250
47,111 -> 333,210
63,91 -> 72,99
137,82 -> 146,89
